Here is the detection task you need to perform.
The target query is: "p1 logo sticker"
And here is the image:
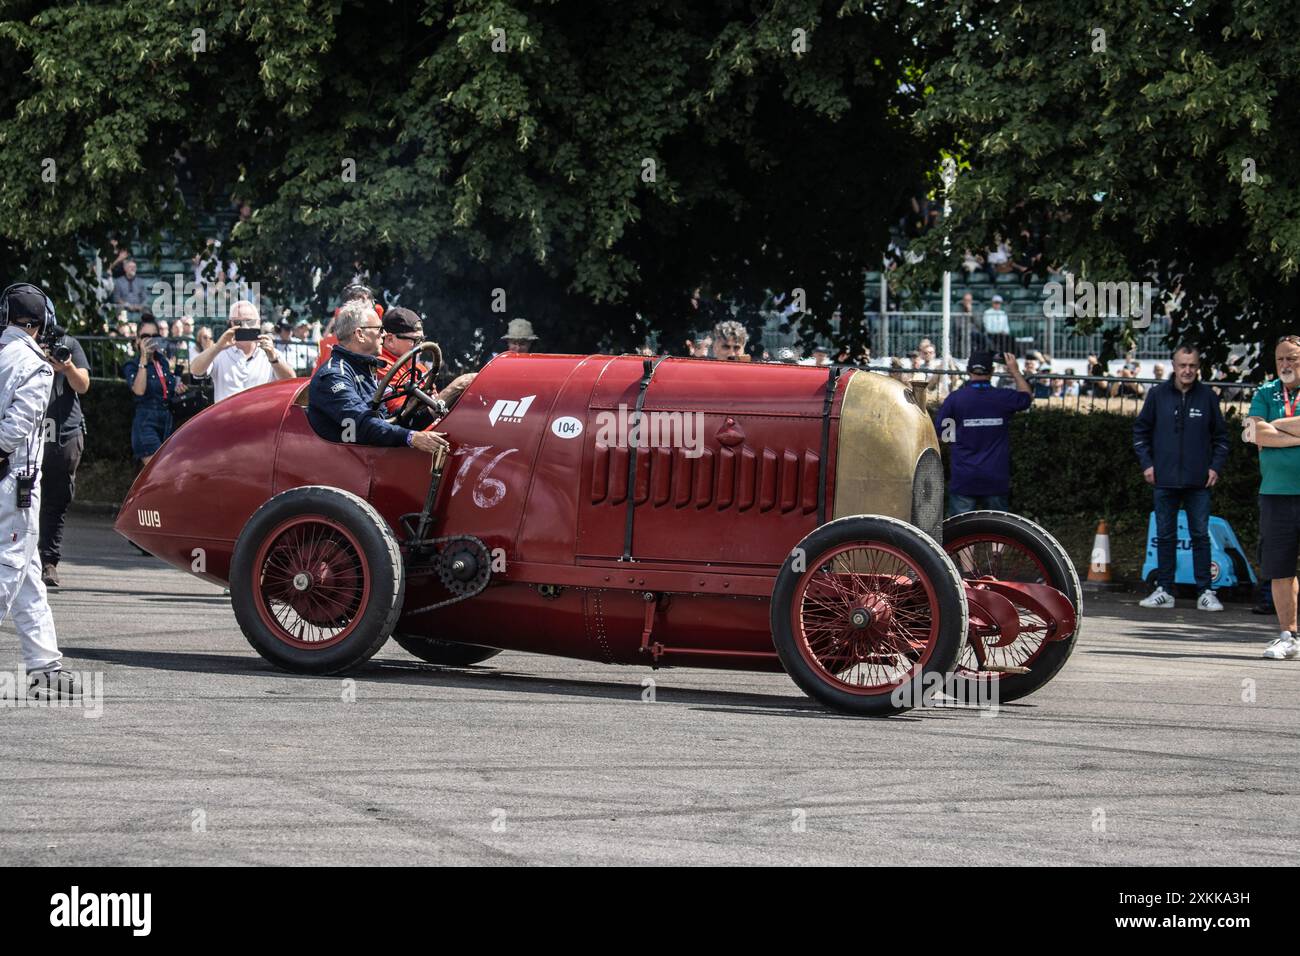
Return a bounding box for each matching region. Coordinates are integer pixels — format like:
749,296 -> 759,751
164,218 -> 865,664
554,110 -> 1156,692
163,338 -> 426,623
550,416 -> 584,439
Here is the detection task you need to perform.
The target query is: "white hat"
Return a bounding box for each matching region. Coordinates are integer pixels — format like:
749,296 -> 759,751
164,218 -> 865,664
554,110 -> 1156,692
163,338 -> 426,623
502,318 -> 538,340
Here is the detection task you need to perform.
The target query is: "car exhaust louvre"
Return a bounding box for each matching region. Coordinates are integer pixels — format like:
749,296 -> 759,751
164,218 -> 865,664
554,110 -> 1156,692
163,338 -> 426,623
609,446 -> 629,505
759,448 -> 778,511
652,448 -> 673,506
800,451 -> 820,514
780,450 -> 799,513
592,438 -> 820,515
693,448 -> 714,508
737,447 -> 756,510
591,442 -> 610,503
634,446 -> 652,505
673,448 -> 694,508
716,448 -> 735,509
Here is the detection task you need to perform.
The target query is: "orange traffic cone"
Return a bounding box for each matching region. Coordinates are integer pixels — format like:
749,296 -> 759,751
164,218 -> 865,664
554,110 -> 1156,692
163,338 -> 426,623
1087,520 -> 1112,583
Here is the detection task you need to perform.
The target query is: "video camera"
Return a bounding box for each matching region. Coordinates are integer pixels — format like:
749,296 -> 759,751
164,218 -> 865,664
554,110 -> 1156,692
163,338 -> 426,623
46,324 -> 71,362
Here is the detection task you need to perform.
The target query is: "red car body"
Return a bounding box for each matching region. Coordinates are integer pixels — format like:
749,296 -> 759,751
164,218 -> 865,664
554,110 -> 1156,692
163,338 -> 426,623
115,352 -> 1079,713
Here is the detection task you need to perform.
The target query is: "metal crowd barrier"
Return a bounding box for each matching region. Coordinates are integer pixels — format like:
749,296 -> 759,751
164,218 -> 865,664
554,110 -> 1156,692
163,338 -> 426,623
855,365 -> 1256,416
862,312 -> 1176,363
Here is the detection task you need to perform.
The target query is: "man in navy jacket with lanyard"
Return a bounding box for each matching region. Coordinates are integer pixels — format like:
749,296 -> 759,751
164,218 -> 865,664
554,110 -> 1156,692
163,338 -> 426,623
937,350 -> 1032,515
1132,344 -> 1229,611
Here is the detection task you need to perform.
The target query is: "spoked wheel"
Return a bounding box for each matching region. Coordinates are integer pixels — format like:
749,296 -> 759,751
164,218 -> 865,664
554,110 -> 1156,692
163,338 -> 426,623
254,516 -> 369,646
390,633 -> 501,667
943,511 -> 1082,702
231,486 -> 405,674
771,515 -> 967,716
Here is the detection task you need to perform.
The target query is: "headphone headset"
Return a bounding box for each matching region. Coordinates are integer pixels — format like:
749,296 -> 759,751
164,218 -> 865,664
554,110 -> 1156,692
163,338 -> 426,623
341,282 -> 375,302
0,282 -> 56,336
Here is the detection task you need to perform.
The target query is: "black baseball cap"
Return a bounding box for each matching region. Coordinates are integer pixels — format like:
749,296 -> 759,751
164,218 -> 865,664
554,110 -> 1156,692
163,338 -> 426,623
968,349 -> 996,374
4,285 -> 49,325
382,306 -> 422,336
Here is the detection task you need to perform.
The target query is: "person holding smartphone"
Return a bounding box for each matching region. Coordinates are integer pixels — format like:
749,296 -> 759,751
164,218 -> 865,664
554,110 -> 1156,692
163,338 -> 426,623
188,300 -> 296,402
123,315 -> 185,466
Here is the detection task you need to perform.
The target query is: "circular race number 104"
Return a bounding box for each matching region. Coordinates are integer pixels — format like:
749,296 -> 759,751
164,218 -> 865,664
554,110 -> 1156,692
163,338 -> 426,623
551,417 -> 583,439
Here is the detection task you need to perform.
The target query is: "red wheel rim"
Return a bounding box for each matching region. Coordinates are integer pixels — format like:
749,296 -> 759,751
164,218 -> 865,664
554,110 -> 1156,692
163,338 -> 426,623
789,542 -> 941,694
251,515 -> 371,650
946,533 -> 1057,676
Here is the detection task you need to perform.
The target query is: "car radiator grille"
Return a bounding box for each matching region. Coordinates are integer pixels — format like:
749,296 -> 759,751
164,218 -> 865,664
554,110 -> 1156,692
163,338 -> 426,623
911,447 -> 944,541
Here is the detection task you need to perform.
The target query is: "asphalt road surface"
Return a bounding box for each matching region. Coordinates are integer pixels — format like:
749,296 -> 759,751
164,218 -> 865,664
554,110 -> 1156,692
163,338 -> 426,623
2,513 -> 1297,866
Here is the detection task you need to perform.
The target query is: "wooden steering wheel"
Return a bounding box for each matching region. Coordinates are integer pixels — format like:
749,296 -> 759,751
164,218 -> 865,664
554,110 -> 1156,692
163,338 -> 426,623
371,342 -> 444,426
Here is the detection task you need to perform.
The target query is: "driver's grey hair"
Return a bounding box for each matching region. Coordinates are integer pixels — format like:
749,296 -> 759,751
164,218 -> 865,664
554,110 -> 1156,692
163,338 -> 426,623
713,319 -> 748,344
333,300 -> 375,343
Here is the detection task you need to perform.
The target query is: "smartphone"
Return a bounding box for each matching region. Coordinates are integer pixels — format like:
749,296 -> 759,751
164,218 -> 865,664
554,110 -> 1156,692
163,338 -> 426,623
234,328 -> 260,342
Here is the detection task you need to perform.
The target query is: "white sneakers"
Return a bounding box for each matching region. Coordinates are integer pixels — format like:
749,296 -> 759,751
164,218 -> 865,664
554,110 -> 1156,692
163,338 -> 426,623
1139,587 -> 1176,608
1138,588 -> 1300,658
1139,587 -> 1223,611
1263,632 -> 1300,660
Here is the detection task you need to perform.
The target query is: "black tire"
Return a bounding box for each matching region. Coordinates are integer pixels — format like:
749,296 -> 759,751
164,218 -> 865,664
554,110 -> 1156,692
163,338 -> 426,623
390,633 -> 501,667
771,514 -> 968,716
231,486 -> 406,674
1226,547 -> 1253,601
943,510 -> 1082,702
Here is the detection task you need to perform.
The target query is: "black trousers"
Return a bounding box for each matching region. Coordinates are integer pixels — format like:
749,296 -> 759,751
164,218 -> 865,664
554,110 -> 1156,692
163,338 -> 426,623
39,431 -> 84,567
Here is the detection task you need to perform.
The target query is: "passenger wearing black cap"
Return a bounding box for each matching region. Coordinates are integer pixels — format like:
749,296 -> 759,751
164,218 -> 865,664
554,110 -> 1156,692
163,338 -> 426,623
0,283 -> 78,700
378,307 -> 475,415
936,349 -> 1032,516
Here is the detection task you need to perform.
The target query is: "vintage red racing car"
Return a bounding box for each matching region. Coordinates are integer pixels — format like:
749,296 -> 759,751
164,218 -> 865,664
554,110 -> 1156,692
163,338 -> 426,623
115,347 -> 1081,715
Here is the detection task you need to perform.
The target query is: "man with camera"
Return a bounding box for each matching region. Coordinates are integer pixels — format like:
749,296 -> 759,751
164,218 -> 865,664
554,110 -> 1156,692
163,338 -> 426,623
0,283 -> 78,700
189,300 -> 295,402
39,324 -> 90,588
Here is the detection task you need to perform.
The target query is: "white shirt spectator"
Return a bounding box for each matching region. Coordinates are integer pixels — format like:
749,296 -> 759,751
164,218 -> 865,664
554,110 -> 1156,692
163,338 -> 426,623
982,306 -> 1010,336
285,340 -> 317,375
210,346 -> 278,402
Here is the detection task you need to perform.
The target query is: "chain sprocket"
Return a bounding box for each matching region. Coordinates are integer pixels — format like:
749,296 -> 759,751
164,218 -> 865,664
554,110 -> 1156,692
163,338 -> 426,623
404,534 -> 492,615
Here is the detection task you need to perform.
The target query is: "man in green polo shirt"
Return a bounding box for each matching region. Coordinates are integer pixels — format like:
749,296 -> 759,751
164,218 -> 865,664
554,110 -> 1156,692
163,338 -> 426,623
1245,334 -> 1300,659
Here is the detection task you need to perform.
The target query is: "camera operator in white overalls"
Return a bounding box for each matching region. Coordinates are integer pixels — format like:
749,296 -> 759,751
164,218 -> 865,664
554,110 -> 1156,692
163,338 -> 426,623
0,283 -> 78,700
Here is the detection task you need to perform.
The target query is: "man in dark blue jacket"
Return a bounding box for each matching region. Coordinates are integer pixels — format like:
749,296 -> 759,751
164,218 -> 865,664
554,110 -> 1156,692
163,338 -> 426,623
306,300 -> 450,458
1132,344 -> 1229,610
937,349 -> 1032,515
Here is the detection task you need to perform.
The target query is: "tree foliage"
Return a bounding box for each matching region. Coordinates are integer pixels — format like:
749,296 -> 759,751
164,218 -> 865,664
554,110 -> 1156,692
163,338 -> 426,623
908,0 -> 1300,372
0,0 -> 932,368
4,0 -> 1295,374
